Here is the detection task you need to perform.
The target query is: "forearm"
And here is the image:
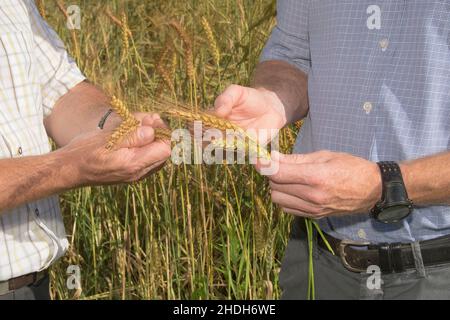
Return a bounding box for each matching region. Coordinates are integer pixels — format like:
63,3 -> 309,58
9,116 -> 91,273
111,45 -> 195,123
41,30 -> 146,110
0,150 -> 78,212
251,60 -> 309,124
44,81 -> 121,147
401,151 -> 450,205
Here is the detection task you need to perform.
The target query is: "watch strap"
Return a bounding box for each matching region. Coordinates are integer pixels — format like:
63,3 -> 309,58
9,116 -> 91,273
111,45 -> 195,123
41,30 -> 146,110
377,161 -> 410,204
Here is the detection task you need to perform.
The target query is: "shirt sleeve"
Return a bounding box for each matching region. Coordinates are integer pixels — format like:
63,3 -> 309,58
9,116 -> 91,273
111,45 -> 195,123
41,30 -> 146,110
28,1 -> 86,117
260,0 -> 311,74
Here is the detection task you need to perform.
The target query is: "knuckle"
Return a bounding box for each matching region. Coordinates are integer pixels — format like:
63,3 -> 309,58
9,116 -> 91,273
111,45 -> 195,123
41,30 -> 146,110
309,192 -> 325,205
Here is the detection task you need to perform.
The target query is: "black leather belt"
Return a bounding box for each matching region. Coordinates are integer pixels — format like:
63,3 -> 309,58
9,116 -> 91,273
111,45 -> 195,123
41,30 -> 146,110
297,218 -> 450,273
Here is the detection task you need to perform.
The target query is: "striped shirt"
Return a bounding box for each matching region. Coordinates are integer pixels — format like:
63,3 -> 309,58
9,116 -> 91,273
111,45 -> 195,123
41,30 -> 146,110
261,0 -> 450,243
0,0 -> 85,281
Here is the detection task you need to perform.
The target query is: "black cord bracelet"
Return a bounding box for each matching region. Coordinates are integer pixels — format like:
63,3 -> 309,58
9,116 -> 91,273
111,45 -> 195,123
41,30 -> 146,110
98,109 -> 114,129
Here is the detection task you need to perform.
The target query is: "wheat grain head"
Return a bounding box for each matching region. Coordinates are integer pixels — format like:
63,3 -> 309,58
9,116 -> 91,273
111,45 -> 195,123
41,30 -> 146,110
201,17 -> 220,66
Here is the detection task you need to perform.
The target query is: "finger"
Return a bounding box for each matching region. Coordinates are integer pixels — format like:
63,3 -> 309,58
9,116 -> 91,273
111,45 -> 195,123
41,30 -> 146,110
140,114 -> 155,127
282,207 -> 320,219
133,159 -> 168,181
132,140 -> 172,166
256,159 -> 315,184
214,85 -> 246,118
269,181 -> 321,203
271,190 -> 320,214
119,126 -> 155,148
275,150 -> 334,164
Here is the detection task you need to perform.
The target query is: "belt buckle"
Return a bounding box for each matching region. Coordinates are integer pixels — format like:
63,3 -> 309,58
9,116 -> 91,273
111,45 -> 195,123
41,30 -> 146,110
339,239 -> 371,273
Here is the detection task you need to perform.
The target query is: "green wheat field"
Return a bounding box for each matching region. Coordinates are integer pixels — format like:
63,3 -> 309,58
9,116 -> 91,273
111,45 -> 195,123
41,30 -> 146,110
43,0 -> 301,300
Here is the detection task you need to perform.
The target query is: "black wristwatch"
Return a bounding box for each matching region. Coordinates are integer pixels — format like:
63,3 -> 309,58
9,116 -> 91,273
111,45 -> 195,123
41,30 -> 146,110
370,161 -> 413,223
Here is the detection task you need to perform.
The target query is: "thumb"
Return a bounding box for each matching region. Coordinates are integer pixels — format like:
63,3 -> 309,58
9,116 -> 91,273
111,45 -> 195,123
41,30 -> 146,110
214,84 -> 245,118
119,126 -> 155,148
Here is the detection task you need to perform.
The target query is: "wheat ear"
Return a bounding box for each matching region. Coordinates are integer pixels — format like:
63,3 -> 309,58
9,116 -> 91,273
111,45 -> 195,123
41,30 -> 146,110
104,9 -> 133,36
154,127 -> 172,141
169,21 -> 194,82
106,96 -> 140,150
210,137 -> 271,160
200,17 -> 220,66
163,109 -> 244,133
36,0 -> 46,19
120,12 -> 130,61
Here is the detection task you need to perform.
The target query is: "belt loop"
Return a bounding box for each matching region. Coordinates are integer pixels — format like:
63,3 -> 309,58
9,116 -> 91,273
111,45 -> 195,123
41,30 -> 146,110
411,241 -> 426,278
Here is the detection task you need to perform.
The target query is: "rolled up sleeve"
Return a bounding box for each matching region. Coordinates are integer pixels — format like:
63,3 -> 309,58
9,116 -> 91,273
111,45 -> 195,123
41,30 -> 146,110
29,2 -> 85,117
260,0 -> 311,74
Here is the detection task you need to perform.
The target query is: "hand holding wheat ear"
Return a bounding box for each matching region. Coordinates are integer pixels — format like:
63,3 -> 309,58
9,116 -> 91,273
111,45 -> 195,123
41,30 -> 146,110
153,98 -> 272,160
106,96 -> 173,150
105,96 -> 140,150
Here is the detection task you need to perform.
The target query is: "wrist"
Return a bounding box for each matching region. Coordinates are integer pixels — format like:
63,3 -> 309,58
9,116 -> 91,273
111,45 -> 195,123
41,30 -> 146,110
368,162 -> 383,208
256,88 -> 288,127
399,162 -> 413,200
53,147 -> 86,189
100,111 -> 122,131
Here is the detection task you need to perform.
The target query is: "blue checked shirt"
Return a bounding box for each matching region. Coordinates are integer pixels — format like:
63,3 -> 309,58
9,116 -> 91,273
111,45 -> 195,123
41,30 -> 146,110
261,0 -> 450,243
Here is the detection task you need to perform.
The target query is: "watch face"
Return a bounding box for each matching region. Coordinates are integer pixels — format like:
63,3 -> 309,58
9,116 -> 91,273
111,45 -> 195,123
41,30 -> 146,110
378,205 -> 411,223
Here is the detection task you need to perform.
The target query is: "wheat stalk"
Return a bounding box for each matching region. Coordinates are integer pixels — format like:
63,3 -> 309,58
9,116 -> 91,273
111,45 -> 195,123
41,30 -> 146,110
200,17 -> 220,66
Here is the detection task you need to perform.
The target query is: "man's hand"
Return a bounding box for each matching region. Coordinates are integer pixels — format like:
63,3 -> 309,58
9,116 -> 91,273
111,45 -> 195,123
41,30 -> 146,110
214,85 -> 287,142
257,151 -> 382,219
60,113 -> 171,186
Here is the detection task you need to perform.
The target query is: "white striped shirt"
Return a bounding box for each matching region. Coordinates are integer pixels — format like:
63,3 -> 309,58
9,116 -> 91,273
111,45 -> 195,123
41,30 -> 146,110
0,0 -> 85,280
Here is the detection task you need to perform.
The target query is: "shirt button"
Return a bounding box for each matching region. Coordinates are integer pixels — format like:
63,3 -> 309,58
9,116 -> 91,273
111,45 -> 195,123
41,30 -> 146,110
379,38 -> 389,51
363,102 -> 373,114
35,208 -> 40,217
358,229 -> 367,240
17,146 -> 23,156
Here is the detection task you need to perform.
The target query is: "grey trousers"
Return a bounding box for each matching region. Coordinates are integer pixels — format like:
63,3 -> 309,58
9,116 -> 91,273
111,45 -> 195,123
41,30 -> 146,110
280,218 -> 450,300
0,274 -> 50,300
